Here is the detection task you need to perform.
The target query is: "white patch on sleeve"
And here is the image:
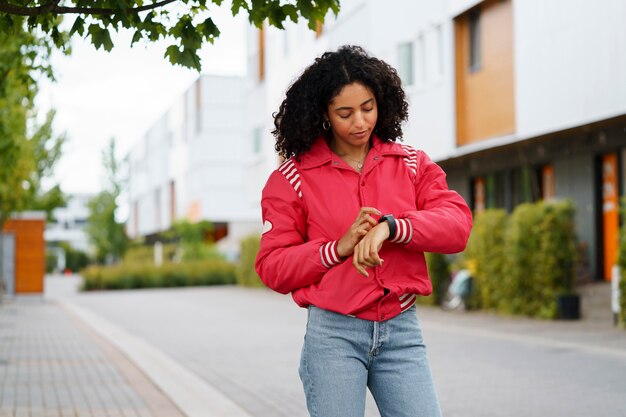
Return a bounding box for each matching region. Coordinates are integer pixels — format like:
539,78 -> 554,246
262,220 -> 273,234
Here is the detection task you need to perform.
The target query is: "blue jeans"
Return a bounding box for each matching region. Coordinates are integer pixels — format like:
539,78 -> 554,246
299,305 -> 442,417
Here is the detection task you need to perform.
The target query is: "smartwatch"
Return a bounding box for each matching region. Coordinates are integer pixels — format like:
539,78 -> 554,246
378,214 -> 397,241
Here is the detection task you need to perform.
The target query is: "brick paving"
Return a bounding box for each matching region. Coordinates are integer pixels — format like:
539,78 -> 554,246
0,298 -> 183,417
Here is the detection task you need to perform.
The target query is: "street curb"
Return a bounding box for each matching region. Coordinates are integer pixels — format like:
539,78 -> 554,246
60,299 -> 254,417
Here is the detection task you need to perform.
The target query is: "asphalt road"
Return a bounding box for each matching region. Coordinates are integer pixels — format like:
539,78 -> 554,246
56,280 -> 626,417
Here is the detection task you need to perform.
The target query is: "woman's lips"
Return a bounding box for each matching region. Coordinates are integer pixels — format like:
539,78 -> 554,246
353,130 -> 368,138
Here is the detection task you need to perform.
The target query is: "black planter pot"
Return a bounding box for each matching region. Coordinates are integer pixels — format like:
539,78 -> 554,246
557,294 -> 581,320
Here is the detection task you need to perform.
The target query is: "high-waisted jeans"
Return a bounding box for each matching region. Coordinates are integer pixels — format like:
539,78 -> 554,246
299,305 -> 442,417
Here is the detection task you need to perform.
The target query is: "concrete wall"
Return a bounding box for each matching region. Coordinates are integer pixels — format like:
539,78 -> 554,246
514,0 -> 626,139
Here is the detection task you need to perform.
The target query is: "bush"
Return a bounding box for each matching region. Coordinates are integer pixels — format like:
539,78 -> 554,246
535,201 -> 578,318
464,209 -> 508,310
45,251 -> 57,273
236,235 -> 264,287
81,259 -> 236,291
500,203 -> 545,316
422,252 -> 450,306
460,201 -> 578,319
60,242 -> 90,272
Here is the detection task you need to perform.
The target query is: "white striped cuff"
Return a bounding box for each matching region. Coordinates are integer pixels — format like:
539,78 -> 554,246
399,293 -> 417,312
389,218 -> 412,244
320,241 -> 342,269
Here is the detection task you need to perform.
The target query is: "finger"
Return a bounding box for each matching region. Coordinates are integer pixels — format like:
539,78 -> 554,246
358,207 -> 382,219
353,258 -> 369,277
355,220 -> 374,232
363,214 -> 378,227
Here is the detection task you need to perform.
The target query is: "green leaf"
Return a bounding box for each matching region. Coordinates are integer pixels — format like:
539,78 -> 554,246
164,44 -> 201,71
198,17 -> 220,41
131,29 -> 142,46
283,4 -> 299,23
231,0 -> 249,15
88,24 -> 114,52
70,17 -> 85,37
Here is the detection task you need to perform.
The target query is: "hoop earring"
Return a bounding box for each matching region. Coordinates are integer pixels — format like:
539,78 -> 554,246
322,120 -> 331,131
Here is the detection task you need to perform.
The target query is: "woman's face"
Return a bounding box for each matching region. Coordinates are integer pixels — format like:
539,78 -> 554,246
326,82 -> 378,150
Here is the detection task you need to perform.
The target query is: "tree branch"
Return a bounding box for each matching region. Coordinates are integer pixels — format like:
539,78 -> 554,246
0,0 -> 178,16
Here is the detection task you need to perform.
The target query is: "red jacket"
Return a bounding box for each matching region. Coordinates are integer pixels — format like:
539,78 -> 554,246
255,136 -> 472,321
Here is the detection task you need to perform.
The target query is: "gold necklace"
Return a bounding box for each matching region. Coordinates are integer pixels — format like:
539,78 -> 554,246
330,139 -> 370,171
343,155 -> 366,170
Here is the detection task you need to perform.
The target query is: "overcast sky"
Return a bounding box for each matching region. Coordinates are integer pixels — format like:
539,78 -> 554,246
36,5 -> 247,196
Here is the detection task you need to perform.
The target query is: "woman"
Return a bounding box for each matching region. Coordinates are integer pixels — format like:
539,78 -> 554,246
255,45 -> 472,417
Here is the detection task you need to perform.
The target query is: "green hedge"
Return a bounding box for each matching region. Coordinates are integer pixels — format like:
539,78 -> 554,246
236,235 -> 264,287
421,252 -> 450,306
464,209 -> 508,310
81,260 -> 236,290
535,201 -> 577,318
463,200 -> 578,319
500,203 -> 545,315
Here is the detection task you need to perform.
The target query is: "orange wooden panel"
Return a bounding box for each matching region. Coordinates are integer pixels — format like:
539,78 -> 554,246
542,165 -> 555,200
455,0 -> 516,145
3,219 -> 45,293
602,153 -> 619,281
474,177 -> 486,214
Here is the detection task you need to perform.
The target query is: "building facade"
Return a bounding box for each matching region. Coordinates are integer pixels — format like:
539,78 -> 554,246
127,75 -> 260,258
45,193 -> 92,253
245,0 -> 626,281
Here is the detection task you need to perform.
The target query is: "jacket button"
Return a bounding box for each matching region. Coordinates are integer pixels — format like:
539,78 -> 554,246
374,156 -> 379,160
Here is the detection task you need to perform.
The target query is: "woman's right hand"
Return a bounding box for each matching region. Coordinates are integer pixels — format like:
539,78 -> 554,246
336,207 -> 381,258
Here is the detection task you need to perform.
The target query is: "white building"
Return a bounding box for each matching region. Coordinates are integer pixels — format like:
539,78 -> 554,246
245,0 -> 626,281
45,193 -> 92,253
129,0 -> 625,278
127,75 -> 260,258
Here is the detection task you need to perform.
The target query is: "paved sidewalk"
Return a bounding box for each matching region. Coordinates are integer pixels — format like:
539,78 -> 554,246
0,297 -> 184,417
2,276 -> 625,417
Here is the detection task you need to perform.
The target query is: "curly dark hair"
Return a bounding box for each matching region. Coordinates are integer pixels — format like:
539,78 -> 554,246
272,45 -> 409,159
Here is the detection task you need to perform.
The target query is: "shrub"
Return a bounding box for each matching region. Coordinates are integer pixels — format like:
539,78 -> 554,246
60,242 -> 90,272
81,259 -> 236,291
422,252 -> 450,306
236,235 -> 264,287
464,209 -> 508,310
535,201 -> 578,318
500,203 -> 545,316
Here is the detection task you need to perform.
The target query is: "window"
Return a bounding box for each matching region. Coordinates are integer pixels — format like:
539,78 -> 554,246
436,25 -> 444,77
397,42 -> 414,86
253,127 -> 262,154
195,78 -> 202,134
468,7 -> 481,72
417,34 -> 426,86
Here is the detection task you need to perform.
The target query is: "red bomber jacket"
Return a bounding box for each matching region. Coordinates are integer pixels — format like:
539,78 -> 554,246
255,136 -> 473,322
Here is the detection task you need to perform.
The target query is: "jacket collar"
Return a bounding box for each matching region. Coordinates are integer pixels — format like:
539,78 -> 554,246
299,135 -> 406,170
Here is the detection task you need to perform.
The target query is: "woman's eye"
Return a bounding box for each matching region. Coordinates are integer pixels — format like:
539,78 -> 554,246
363,107 -> 374,112
338,114 -> 351,119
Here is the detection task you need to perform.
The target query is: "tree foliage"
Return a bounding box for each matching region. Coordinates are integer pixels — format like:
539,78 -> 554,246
0,18 -> 68,227
86,138 -> 128,263
0,0 -> 341,70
